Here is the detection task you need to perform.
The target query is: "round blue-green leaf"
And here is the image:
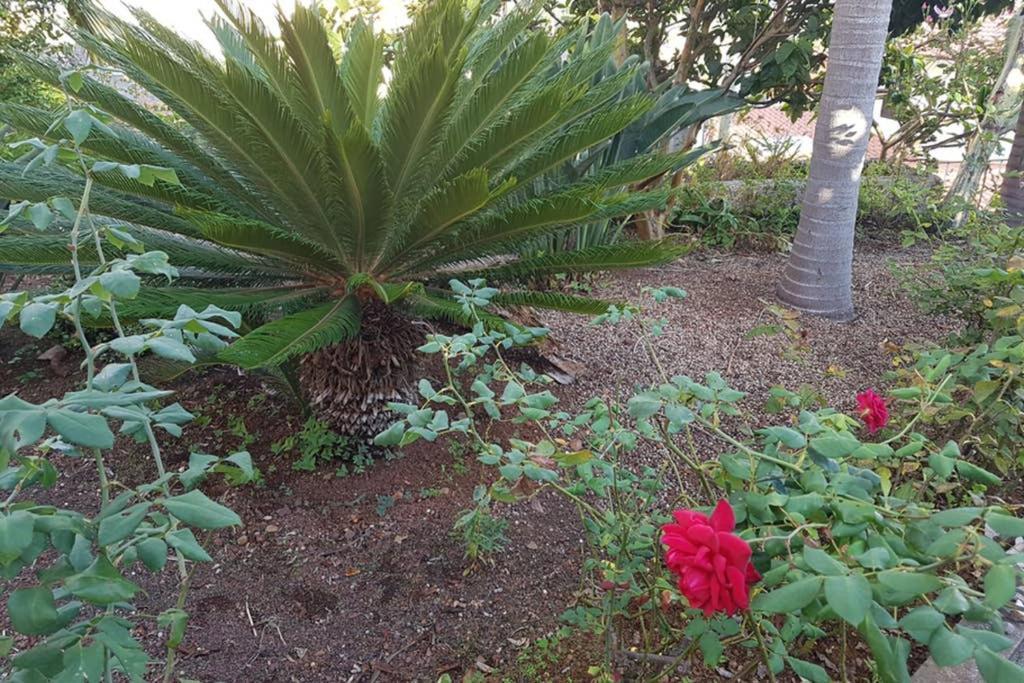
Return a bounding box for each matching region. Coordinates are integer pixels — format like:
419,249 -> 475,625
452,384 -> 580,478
928,627 -> 974,667
802,546 -> 847,576
8,587 -> 60,635
975,646 -> 1024,682
97,503 -> 150,546
786,656 -> 828,683
19,303 -> 57,338
877,571 -> 943,596
824,574 -> 872,626
46,409 -> 114,449
898,606 -> 944,643
752,576 -> 822,614
987,512 -> 1024,538
137,538 -> 168,571
65,556 -> 139,605
983,564 -> 1017,609
0,511 -> 35,565
162,490 -> 241,529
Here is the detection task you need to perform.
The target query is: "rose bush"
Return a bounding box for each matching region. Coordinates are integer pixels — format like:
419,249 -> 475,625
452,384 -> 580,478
379,281 -> 1024,682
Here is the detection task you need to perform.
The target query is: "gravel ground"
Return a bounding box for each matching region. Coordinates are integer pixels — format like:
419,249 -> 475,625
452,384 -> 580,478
543,245 -> 960,413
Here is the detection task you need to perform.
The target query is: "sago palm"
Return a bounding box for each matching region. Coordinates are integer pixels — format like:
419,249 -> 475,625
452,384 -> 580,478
0,0 -> 697,436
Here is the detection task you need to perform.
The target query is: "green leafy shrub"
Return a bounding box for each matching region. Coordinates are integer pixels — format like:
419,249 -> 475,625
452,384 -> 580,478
1,102 -> 250,681
672,159 -> 950,251
378,282 -> 1024,682
892,259 -> 1024,475
271,416 -> 376,476
454,484 -> 510,567
895,213 -> 1023,337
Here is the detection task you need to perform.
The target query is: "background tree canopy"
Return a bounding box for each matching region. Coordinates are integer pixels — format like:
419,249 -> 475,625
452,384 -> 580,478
0,0 -> 65,109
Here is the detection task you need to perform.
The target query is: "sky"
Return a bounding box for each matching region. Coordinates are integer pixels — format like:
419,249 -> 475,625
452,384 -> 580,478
97,1 -> 413,48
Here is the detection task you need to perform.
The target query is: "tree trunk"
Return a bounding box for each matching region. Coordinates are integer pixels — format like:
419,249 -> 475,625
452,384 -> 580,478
777,0 -> 893,321
1001,103 -> 1024,225
300,301 -> 422,441
945,8 -> 1024,218
599,1 -> 629,67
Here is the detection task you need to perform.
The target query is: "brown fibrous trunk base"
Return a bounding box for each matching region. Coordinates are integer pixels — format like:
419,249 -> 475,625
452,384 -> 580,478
299,302 -> 423,441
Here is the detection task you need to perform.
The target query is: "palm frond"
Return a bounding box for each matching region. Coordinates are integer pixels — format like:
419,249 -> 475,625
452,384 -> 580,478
0,164 -> 196,237
181,209 -> 345,273
404,192 -> 602,273
378,168 -> 495,267
278,2 -> 354,135
455,240 -> 692,281
112,285 -> 326,321
461,0 -> 544,85
501,95 -> 654,186
340,18 -> 385,129
492,290 -> 616,315
445,81 -> 587,179
379,44 -> 458,219
403,290 -> 504,328
14,54 -> 265,217
218,296 -> 361,369
441,32 -> 552,167
320,120 -> 392,269
0,1 -> 730,381
212,0 -> 298,112
0,230 -> 288,281
572,146 -> 712,190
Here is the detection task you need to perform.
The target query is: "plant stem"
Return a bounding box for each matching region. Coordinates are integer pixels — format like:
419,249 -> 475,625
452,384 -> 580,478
881,375 -> 952,445
694,419 -> 804,474
749,613 -> 778,683
93,449 -> 110,508
659,422 -> 717,499
840,622 -> 849,682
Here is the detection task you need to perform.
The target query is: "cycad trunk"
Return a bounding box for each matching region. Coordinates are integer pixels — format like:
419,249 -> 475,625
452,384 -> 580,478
777,0 -> 892,321
300,301 -> 422,440
1000,103 -> 1024,226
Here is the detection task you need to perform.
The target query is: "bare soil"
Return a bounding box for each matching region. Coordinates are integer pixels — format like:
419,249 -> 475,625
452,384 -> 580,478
0,247 -> 960,682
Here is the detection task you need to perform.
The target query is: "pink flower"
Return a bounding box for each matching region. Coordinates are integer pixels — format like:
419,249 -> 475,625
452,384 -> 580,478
661,500 -> 760,616
856,389 -> 889,433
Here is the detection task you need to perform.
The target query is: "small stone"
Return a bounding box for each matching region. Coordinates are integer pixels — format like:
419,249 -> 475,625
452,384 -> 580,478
265,524 -> 280,533
236,535 -> 248,546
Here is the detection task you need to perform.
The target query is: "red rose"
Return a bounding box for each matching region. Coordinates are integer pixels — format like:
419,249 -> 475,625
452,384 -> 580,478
661,500 -> 760,616
856,389 -> 889,433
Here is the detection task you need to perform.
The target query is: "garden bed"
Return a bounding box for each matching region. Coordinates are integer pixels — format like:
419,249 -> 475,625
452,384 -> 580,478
0,246 -> 969,681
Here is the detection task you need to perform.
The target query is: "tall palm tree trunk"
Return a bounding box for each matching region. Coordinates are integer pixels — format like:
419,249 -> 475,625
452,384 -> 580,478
1000,103 -> 1024,225
777,0 -> 892,321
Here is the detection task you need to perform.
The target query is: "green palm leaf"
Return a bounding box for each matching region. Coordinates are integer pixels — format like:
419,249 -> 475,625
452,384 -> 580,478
341,18 -> 385,129
181,210 -> 344,273
492,290 -> 616,315
104,285 -> 326,322
456,241 -> 692,281
218,296 -> 361,369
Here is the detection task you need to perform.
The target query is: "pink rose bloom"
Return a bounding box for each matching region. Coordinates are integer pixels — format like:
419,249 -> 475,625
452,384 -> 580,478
856,389 -> 889,433
661,500 -> 760,616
